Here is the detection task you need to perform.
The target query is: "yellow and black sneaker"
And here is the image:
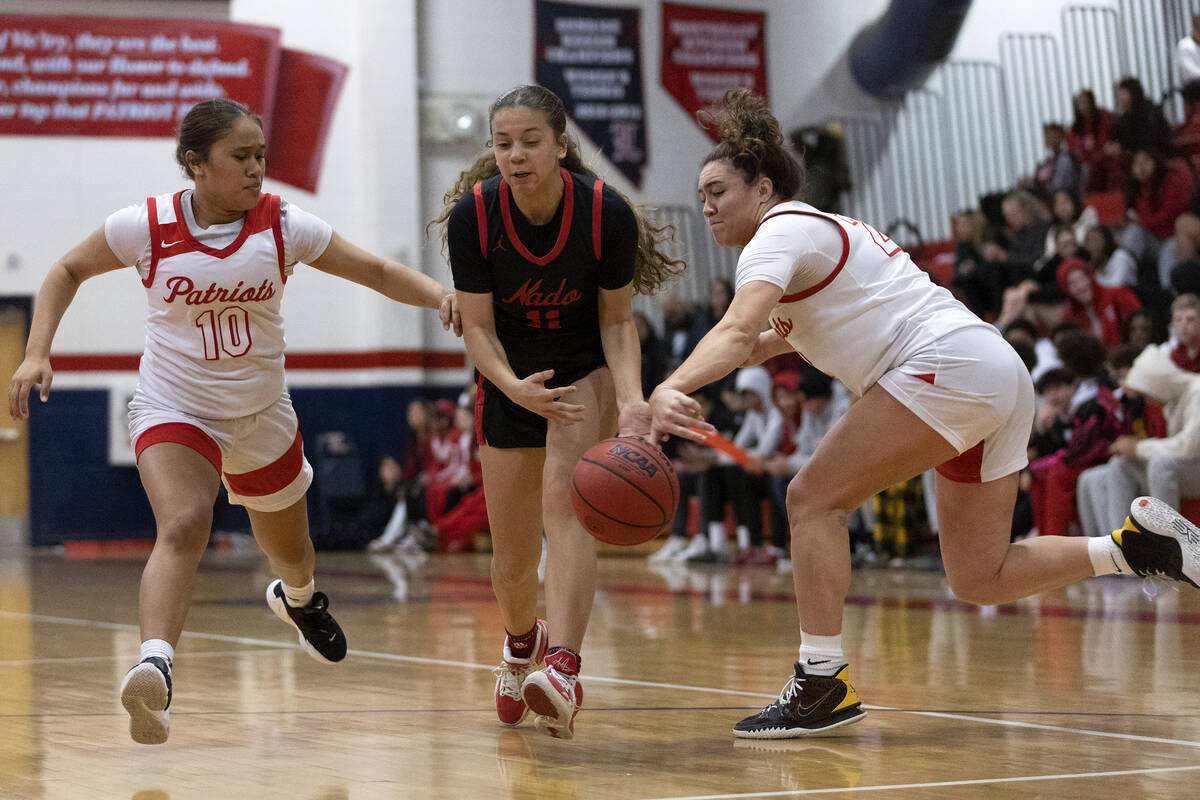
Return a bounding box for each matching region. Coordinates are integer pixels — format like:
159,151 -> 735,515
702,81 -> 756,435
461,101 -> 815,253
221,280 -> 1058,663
1118,497 -> 1200,589
732,662 -> 866,738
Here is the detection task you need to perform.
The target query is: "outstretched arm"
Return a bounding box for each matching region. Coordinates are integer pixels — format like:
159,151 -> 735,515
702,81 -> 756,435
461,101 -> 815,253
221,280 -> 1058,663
649,279 -> 783,441
9,227 -> 125,419
309,232 -> 461,335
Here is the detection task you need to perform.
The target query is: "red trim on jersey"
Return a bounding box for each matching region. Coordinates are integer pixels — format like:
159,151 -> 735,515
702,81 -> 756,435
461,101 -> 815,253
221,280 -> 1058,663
134,422 -> 222,474
49,350 -> 466,372
474,373 -> 487,446
145,196 -> 161,288
269,194 -> 286,284
915,373 -> 936,384
171,191 -> 275,258
936,440 -> 985,483
759,209 -> 851,303
592,179 -> 604,261
224,429 -> 304,497
499,167 -> 574,266
473,182 -> 488,257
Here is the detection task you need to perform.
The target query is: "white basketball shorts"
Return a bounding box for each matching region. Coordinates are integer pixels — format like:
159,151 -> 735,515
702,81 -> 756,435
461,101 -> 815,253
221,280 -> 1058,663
128,388 -> 313,511
877,325 -> 1034,484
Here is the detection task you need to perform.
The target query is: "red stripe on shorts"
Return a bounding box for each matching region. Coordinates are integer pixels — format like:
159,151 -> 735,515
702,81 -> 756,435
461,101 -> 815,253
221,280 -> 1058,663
474,373 -> 487,447
135,423 -> 222,474
936,440 -> 984,483
223,430 -> 304,497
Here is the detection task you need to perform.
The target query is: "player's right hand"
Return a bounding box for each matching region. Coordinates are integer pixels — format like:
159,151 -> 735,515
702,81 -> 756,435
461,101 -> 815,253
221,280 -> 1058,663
9,356 -> 53,420
512,369 -> 586,425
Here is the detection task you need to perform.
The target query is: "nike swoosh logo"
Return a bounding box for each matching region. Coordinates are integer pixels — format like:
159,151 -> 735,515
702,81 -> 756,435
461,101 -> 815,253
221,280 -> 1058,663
161,239 -> 184,247
797,686 -> 836,714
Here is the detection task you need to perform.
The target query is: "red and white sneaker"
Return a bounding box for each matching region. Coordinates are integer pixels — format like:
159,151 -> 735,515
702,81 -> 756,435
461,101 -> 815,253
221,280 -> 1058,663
494,619 -> 548,726
522,650 -> 584,740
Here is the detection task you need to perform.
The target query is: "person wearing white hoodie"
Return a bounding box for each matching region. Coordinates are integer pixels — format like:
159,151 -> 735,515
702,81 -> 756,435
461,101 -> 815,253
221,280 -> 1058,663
1077,345 -> 1200,537
682,365 -> 783,563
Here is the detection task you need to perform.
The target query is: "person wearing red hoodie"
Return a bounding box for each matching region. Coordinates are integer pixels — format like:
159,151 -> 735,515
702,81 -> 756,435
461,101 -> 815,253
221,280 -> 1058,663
1057,257 -> 1141,349
1120,149 -> 1197,288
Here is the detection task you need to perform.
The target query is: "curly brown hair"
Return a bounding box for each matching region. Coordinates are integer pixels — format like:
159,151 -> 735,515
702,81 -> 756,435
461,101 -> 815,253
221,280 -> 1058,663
428,85 -> 684,296
698,89 -> 804,200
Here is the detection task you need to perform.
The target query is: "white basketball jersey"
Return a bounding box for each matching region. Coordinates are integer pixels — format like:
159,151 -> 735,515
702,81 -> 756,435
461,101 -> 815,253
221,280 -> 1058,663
138,191 -> 288,419
739,201 -> 992,397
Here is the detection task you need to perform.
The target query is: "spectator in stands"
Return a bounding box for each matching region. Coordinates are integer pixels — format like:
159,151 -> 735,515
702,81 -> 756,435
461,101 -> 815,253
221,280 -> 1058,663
1079,345 -> 1200,538
1177,15 -> 1200,87
1068,89 -> 1115,192
1028,123 -> 1081,204
1028,332 -> 1120,536
691,366 -> 782,564
368,398 -> 438,552
660,291 -> 697,373
430,403 -> 486,552
1121,148 -> 1196,288
983,189 -> 1052,291
950,208 -> 1001,317
649,391 -> 720,563
1031,223 -> 1086,301
1002,318 -> 1056,381
1105,77 -> 1173,185
1075,342 -> 1168,537
1058,257 -> 1142,350
634,310 -> 666,393
1046,191 -> 1099,255
763,370 -> 854,567
1171,80 -> 1200,160
1083,224 -> 1138,288
1169,293 -> 1200,372
1120,307 -> 1169,353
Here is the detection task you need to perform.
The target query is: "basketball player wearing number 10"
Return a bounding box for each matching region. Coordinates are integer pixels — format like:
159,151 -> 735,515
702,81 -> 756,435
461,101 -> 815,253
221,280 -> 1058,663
7,99 -> 461,744
648,89 -> 1200,739
433,85 -> 681,739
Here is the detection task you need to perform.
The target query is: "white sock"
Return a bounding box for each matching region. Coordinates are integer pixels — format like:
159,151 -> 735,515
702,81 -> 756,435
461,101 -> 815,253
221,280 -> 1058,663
140,639 -> 174,668
799,632 -> 843,676
736,525 -> 752,550
707,521 -> 726,552
1088,535 -> 1132,576
283,579 -> 315,608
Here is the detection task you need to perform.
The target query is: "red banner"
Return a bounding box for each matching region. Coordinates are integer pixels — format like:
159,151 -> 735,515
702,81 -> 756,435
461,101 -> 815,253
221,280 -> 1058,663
266,50 -> 348,193
0,14 -> 281,137
660,3 -> 766,143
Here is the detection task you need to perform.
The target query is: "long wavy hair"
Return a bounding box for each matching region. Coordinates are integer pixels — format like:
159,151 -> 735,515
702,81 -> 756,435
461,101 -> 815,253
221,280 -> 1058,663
698,89 -> 805,201
429,85 -> 683,295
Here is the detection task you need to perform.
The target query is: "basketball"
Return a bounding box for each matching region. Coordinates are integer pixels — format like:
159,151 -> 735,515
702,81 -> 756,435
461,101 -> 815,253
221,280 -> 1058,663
570,437 -> 679,546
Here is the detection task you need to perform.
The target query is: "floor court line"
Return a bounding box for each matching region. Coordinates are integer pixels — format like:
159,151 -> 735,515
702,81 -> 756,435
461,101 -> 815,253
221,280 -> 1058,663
3,609 -> 1198,749
639,764 -> 1200,800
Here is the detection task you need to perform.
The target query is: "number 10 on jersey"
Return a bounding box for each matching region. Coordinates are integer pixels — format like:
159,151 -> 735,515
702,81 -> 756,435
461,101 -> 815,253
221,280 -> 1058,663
195,307 -> 253,360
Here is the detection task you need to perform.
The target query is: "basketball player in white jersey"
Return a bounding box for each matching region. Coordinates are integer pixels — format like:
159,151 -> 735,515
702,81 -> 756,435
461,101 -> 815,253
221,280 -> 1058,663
648,89 -> 1200,739
7,99 -> 461,745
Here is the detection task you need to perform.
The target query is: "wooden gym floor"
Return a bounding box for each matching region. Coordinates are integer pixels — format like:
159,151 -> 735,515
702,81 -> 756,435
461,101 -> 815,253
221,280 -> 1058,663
0,539 -> 1198,799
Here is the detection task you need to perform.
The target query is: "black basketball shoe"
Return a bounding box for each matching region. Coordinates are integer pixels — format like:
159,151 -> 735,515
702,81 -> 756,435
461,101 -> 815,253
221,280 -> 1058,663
733,662 -> 866,739
1117,497 -> 1200,588
120,656 -> 172,745
266,580 -> 348,663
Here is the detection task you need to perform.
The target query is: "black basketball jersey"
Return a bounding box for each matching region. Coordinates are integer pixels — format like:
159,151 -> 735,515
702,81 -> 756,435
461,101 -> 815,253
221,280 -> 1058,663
448,167 -> 637,383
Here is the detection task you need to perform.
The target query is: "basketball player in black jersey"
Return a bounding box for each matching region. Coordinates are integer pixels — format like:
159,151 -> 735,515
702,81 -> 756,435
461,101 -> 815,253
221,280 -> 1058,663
433,85 -> 682,739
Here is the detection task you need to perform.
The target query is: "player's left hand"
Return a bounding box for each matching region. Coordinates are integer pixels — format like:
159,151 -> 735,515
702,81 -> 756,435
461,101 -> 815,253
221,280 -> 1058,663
440,291 -> 462,336
648,386 -> 713,443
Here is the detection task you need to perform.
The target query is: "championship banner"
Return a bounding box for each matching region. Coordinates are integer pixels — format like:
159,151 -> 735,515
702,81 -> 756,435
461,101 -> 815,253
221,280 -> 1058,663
0,14 -> 348,192
535,0 -> 646,187
0,14 -> 281,136
660,2 -> 766,142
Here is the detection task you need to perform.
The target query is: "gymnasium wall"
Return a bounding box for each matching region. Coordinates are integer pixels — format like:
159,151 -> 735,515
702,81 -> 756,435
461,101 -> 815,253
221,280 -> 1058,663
2,0 -> 1107,542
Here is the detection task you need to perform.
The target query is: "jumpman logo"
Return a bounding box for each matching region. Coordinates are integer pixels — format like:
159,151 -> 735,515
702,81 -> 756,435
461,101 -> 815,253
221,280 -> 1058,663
493,237 -> 507,253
